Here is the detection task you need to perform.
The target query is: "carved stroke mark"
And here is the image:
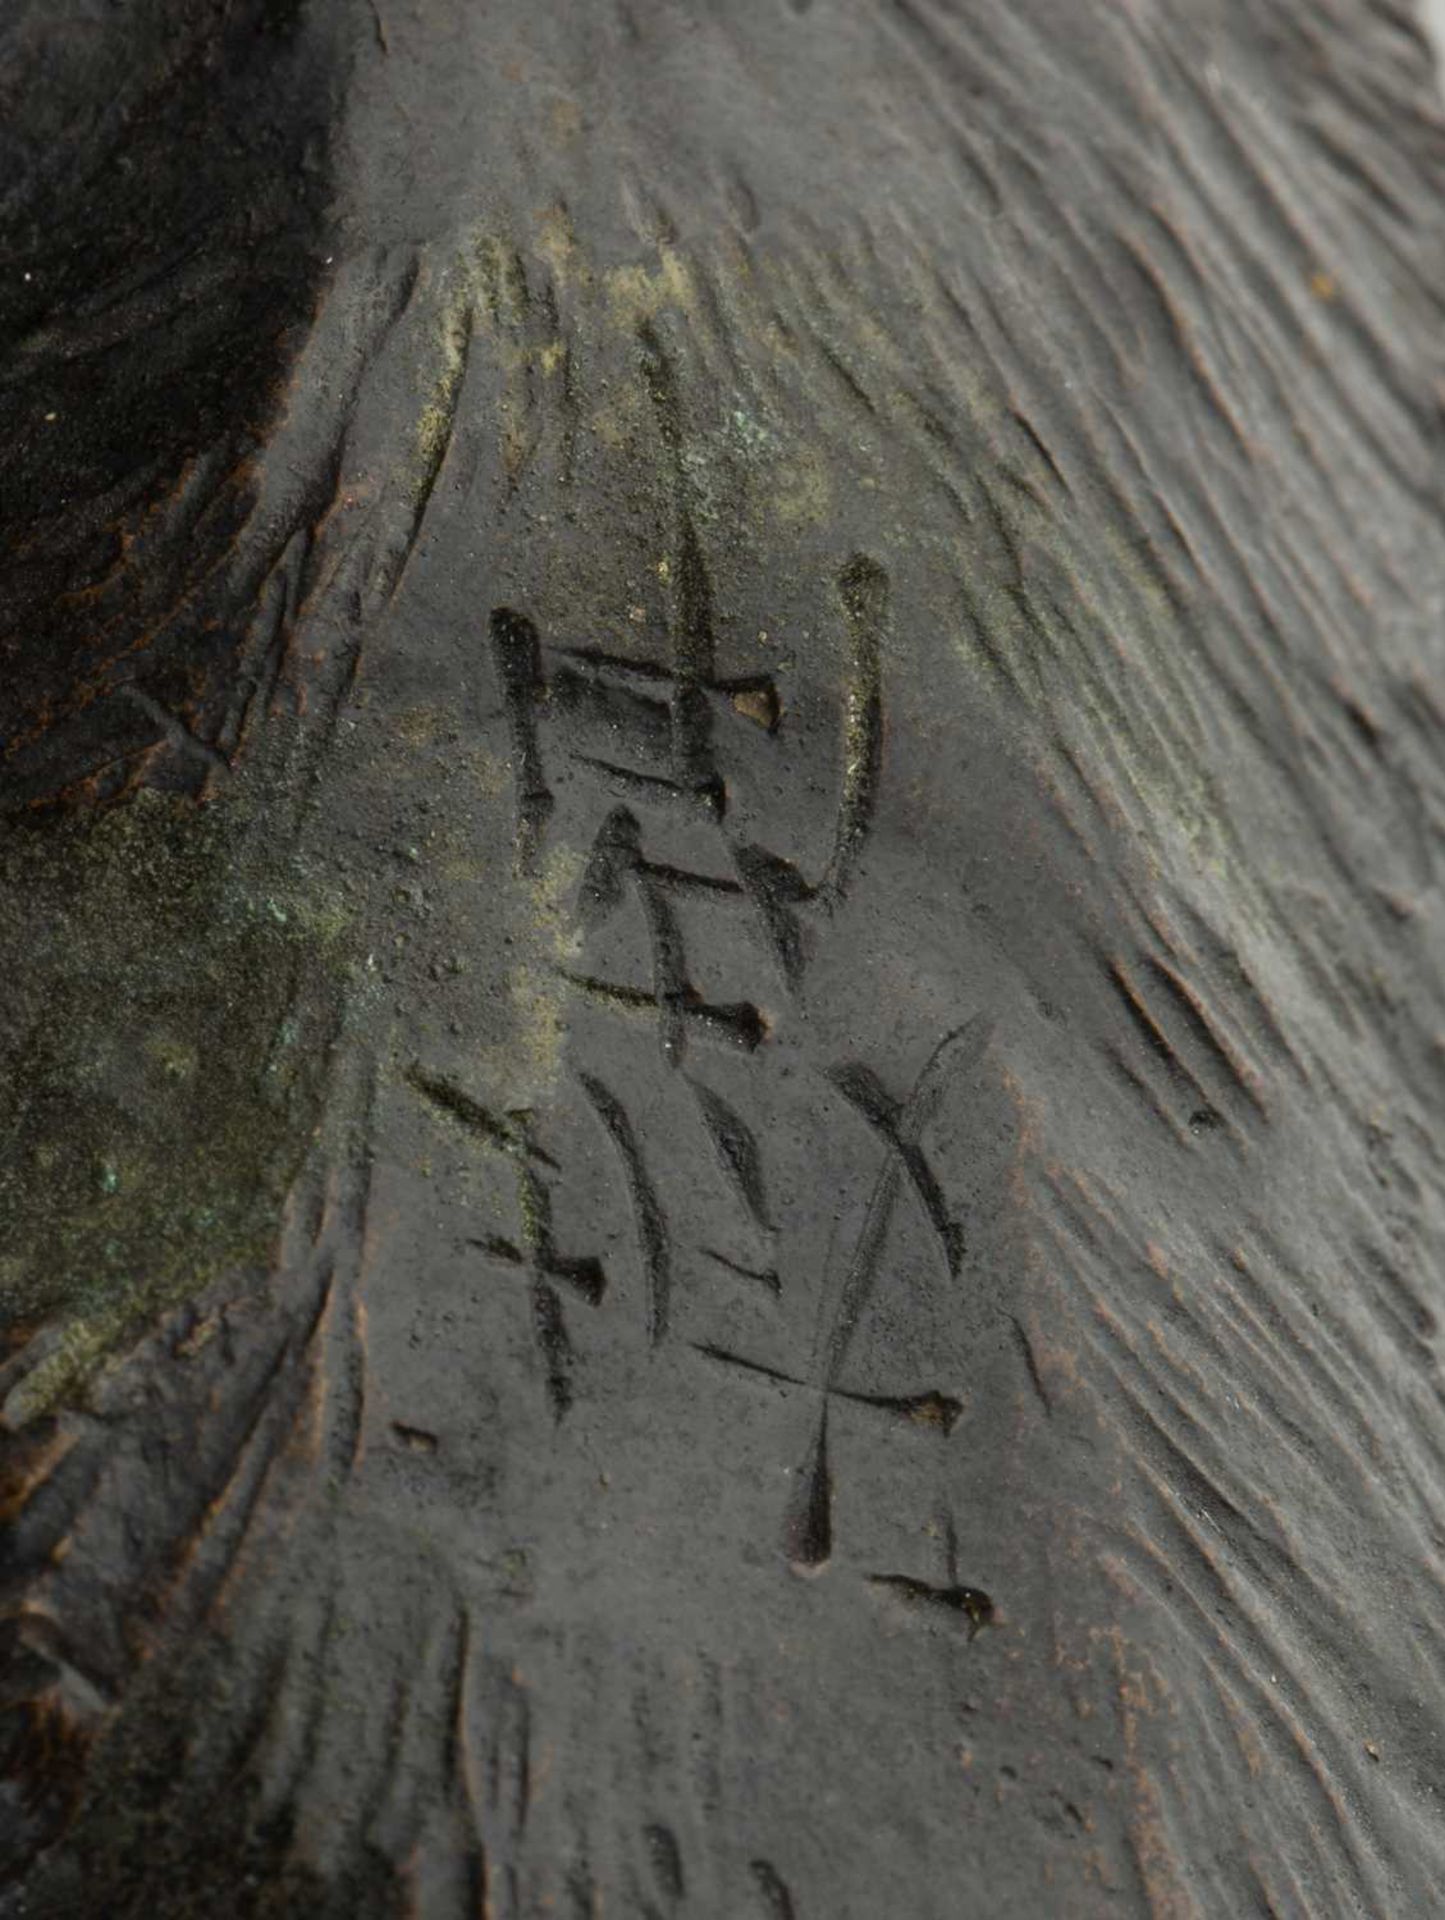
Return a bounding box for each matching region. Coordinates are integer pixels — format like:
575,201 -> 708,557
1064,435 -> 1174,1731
729,842 -> 809,990
689,1078 -> 775,1234
473,1155 -> 607,1423
578,806 -> 743,921
701,1247 -> 782,1295
409,1067 -> 557,1168
868,1572 -> 994,1635
692,1345 -> 962,1433
777,1015 -> 990,1568
572,804 -> 762,1066
692,1339 -> 963,1573
549,650 -> 781,815
490,606 -> 555,869
828,1061 -> 964,1275
729,554 -> 887,979
558,972 -> 767,1054
751,1858 -> 799,1919
639,317 -> 887,872
869,1515 -> 994,1640
813,1014 -> 991,1384
637,320 -> 726,817
490,552 -> 883,999
579,1071 -> 672,1345
409,1066 -> 605,1421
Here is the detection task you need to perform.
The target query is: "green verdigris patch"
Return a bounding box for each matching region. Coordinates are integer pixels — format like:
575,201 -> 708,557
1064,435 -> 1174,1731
0,785 -> 353,1423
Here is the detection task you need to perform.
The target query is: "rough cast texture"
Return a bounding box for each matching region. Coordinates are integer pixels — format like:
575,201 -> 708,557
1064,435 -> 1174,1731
4,2 -> 1445,1914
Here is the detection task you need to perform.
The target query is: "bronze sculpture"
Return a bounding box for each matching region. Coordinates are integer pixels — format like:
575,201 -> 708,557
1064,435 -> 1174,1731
4,2 -> 1445,1912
